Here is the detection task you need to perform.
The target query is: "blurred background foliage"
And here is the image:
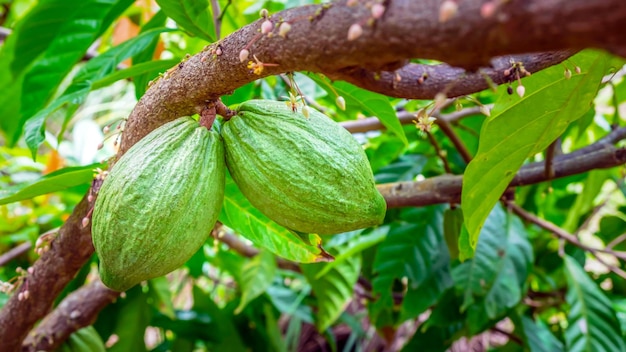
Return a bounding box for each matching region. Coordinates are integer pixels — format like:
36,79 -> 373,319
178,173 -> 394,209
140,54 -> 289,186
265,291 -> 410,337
1,0 -> 626,351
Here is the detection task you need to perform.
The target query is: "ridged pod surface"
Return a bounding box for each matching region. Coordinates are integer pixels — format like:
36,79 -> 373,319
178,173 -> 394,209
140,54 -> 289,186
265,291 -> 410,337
222,100 -> 386,235
92,117 -> 224,291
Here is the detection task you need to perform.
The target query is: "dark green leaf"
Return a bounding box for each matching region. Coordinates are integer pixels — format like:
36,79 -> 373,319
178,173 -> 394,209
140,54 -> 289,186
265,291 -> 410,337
372,207 -> 453,321
219,173 -> 328,263
401,323 -> 463,352
519,315 -> 564,352
155,0 -> 215,42
106,286 -> 151,352
0,164 -> 102,205
453,205 -> 533,332
301,252 -> 360,331
132,10 -> 169,99
564,255 -> 626,352
443,207 -> 463,261
192,286 -> 247,351
462,50 -> 610,247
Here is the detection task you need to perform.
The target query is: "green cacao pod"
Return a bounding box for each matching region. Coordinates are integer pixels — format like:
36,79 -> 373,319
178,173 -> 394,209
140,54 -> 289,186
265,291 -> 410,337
221,100 -> 386,235
92,117 -> 225,291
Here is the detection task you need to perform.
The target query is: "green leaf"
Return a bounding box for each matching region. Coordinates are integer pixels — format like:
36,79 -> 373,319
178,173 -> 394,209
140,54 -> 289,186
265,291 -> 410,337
91,59 -> 179,90
443,207 -> 463,261
372,207 -> 453,321
132,10 -> 168,99
309,75 -> 408,146
24,28 -> 171,155
235,250 -> 277,314
518,315 -> 564,352
192,286 -> 247,351
19,0 -> 134,133
9,0 -> 87,75
0,164 -> 102,205
453,205 -> 533,333
0,19 -> 24,144
155,0 -> 215,42
301,252 -> 361,331
564,255 -> 626,352
315,226 -> 388,278
147,277 -> 175,319
106,286 -> 151,352
401,323 -> 463,352
462,50 -> 610,247
219,173 -> 329,263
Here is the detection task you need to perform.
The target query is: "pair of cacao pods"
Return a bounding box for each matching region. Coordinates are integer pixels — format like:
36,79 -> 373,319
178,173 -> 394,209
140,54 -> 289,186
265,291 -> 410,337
92,100 -> 386,291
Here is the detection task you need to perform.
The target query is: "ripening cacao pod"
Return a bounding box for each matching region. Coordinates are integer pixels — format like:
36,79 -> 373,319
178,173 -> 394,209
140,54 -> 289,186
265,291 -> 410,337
221,100 -> 386,235
92,117 -> 225,291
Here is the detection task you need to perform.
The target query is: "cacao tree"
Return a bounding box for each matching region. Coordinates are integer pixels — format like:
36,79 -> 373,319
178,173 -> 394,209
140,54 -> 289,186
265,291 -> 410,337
1,0 -> 626,351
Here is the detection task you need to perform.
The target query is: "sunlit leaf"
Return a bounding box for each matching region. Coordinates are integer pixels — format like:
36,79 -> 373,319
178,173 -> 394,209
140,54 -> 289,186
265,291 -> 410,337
19,0 -> 134,134
24,28 -> 171,155
155,0 -> 215,42
564,255 -> 626,352
462,50 -> 610,247
0,164 -> 103,205
219,173 -> 329,263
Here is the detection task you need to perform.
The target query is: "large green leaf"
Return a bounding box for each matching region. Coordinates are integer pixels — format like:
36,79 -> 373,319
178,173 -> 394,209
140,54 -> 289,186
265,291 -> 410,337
462,50 -> 610,247
309,75 -> 408,146
155,0 -> 215,42
564,255 -> 626,352
24,28 -> 170,155
18,0 -> 134,136
219,173 -> 329,263
453,204 -> 533,333
0,164 -> 103,205
91,59 -> 180,90
235,250 -> 277,314
301,252 -> 361,331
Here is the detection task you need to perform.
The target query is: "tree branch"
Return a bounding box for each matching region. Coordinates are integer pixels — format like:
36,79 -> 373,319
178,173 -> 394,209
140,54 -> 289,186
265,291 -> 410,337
380,127 -> 626,207
22,280 -> 119,352
0,197 -> 95,352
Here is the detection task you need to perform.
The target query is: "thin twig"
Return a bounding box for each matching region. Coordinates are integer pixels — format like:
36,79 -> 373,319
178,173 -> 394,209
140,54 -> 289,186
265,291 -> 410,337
435,117 -> 473,163
210,0 -> 222,40
507,202 -> 626,279
0,243 -> 32,267
426,131 -> 452,174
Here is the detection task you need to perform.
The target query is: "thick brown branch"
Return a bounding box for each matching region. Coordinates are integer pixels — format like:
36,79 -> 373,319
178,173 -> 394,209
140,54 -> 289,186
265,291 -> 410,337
22,280 -> 119,352
380,128 -> 626,208
332,52 -> 573,99
120,0 -> 626,155
0,197 -> 95,352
